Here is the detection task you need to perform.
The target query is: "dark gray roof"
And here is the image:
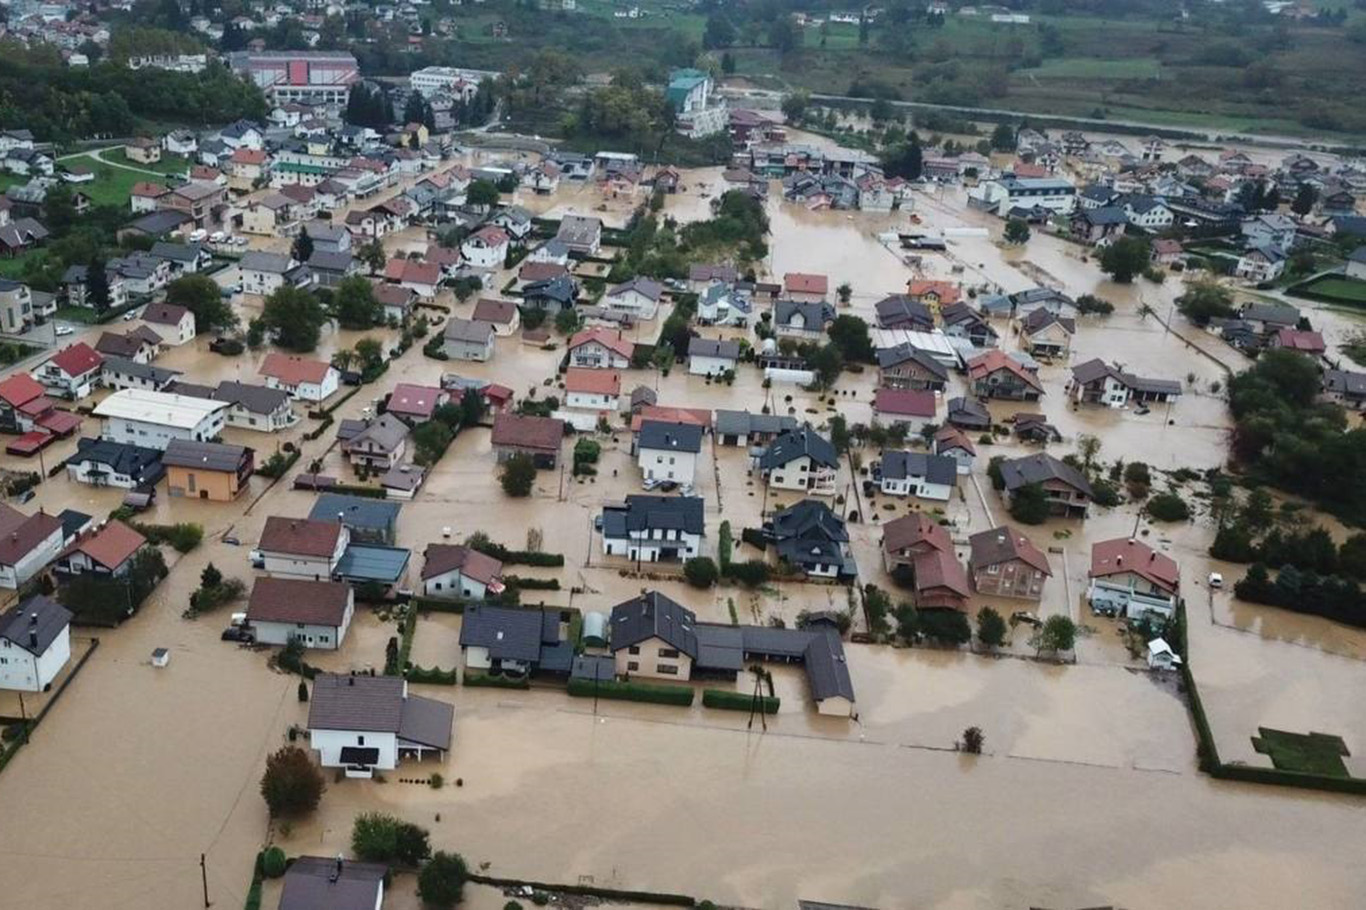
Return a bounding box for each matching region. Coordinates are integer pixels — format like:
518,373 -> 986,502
165,380 -> 216,400
1324,369 -> 1366,397
306,250 -> 355,272
125,210 -> 193,235
1021,308 -> 1075,335
343,414 -> 408,453
1080,205 -> 1128,226
214,380 -> 290,414
601,495 -> 705,539
280,857 -> 386,910
875,342 -> 949,379
73,437 -> 166,484
0,595 -> 72,656
694,623 -> 746,672
309,493 -> 400,532
874,295 -> 933,328
571,653 -> 616,682
637,420 -> 703,454
240,250 -> 292,274
148,241 -> 202,264
692,620 -> 854,703
161,439 -> 250,472
523,274 -> 577,304
880,450 -> 958,486
769,499 -> 849,546
999,452 -> 1094,497
397,691 -> 455,750
307,674 -> 452,750
714,409 -> 798,438
759,426 -> 838,470
947,396 -> 990,427
774,299 -> 834,328
688,336 -> 741,359
1239,302 -> 1300,326
803,626 -> 855,702
459,604 -> 548,662
609,590 -> 698,657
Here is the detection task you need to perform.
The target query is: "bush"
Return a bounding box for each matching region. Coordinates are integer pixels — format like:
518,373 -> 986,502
1146,492 -> 1191,522
405,665 -> 458,685
261,847 -> 287,879
717,521 -> 733,569
465,535 -> 565,567
259,746 -> 325,818
961,726 -> 985,754
1091,479 -> 1121,508
1009,483 -> 1050,525
723,559 -> 771,587
257,449 -> 301,479
976,606 -> 1007,648
463,671 -> 530,689
418,852 -> 468,910
352,812 -> 432,867
918,608 -> 971,645
684,556 -> 719,588
134,521 -> 203,553
500,453 -> 536,497
702,688 -> 780,713
566,677 -> 694,705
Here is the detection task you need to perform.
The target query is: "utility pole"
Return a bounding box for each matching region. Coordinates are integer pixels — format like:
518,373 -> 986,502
200,853 -> 211,908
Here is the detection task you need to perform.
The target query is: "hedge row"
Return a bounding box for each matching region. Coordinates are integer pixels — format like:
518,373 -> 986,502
702,689 -> 780,714
505,575 -> 560,591
410,596 -> 465,614
405,664 -> 457,685
463,671 -> 530,689
567,677 -> 694,706
326,483 -> 388,499
469,539 -> 565,567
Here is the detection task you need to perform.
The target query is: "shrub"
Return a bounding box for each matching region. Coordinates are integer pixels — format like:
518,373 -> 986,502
723,559 -> 771,587
500,453 -> 536,497
566,677 -> 694,705
297,681 -> 309,702
405,665 -> 458,685
259,746 -> 325,818
463,671 -> 530,689
976,607 -> 1007,648
351,812 -> 432,866
717,521 -> 733,569
702,688 -> 780,713
918,608 -> 971,645
134,521 -> 203,553
1091,479 -> 1121,508
1147,492 -> 1191,522
684,556 -> 719,588
261,847 -> 287,879
1009,483 -> 1050,525
961,726 -> 985,754
418,852 -> 468,909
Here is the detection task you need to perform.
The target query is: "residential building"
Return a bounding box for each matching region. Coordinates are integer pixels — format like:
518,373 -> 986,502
764,499 -> 857,580
0,595 -> 72,692
636,420 -> 703,485
239,251 -> 294,296
340,414 -> 409,470
66,437 -> 165,489
568,327 -> 634,369
421,544 -> 505,601
279,857 -> 387,910
94,389 -> 228,450
1235,245 -> 1287,282
967,350 -> 1043,401
54,519 -> 147,578
213,381 -> 298,432
999,452 -> 1094,517
687,337 -> 741,377
609,590 -> 697,680
782,272 -> 829,302
876,343 -> 949,392
306,673 -> 452,777
564,368 -> 620,412
713,410 -> 798,448
1268,327 -> 1327,358
259,353 -> 339,402
555,214 -> 602,255
472,298 -> 520,336
461,225 -> 510,269
0,278 -> 33,334
600,495 -> 704,562
603,277 -> 665,320
947,396 -> 991,431
385,383 -> 448,426
1240,213 -> 1297,255
758,426 -> 838,495
34,343 -> 103,400
876,451 -> 958,500
880,514 -> 970,611
941,302 -> 999,348
257,516 -> 350,581
95,328 -> 161,364
246,576 -> 354,650
0,505 -> 64,589
968,175 -> 1077,216
520,274 -> 578,313
1020,308 -> 1075,359
871,387 -> 937,435
141,302 -> 196,345
490,413 -> 563,467
441,317 -> 496,362
875,294 -> 934,331
1322,369 -> 1366,410
100,356 -> 183,393
459,605 -> 571,677
309,495 -> 401,546
1068,358 -> 1183,408
773,299 -> 834,339
968,525 -> 1052,600
1088,537 -> 1180,622
162,439 -> 253,501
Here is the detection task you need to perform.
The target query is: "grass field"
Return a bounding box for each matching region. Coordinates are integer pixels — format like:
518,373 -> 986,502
1289,274 -> 1366,305
0,249 -> 43,280
58,154 -> 145,207
1252,728 -> 1351,777
1027,57 -> 1164,80
98,148 -> 191,177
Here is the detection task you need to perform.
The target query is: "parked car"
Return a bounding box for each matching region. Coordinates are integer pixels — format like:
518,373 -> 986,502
209,231 -> 226,243
1208,572 -> 1224,589
221,626 -> 255,643
54,325 -> 74,336
1011,610 -> 1043,627
189,228 -> 208,242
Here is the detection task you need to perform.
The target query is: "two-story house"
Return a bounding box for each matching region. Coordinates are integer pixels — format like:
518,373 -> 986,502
757,425 -> 838,496
968,525 -> 1052,600
600,495 -> 704,563
256,516 -> 350,581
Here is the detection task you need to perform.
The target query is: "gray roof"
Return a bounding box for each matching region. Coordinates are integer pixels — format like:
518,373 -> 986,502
880,450 -> 958,486
556,214 -> 602,246
571,653 -> 616,682
609,590 -> 698,657
759,426 -> 838,470
343,413 -> 408,454
126,210 -> 193,235
875,295 -> 934,328
774,299 -> 834,328
72,437 -> 165,485
608,276 -> 664,301
309,493 -> 400,533
307,673 -> 453,749
306,250 -> 355,273
443,317 -> 495,344
148,241 -> 202,264
460,604 -> 556,663
602,495 -> 704,539
239,250 -> 292,274
0,595 -> 72,656
688,336 -> 741,359
1239,302 -> 1300,326
161,438 -> 250,472
714,409 -> 798,438
876,342 -> 949,379
802,626 -> 855,703
999,452 -> 1094,497
947,396 -> 990,427
637,420 -> 703,454
214,380 -> 290,415
769,499 -> 849,546
1324,369 -> 1366,397
102,356 -> 181,385
279,857 -> 386,910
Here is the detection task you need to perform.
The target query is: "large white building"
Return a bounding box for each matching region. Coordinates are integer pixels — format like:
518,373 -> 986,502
94,389 -> 228,451
227,51 -> 359,106
307,674 -> 453,777
0,595 -> 72,692
635,420 -> 702,486
409,65 -> 495,98
969,176 -> 1077,217
246,577 -> 354,649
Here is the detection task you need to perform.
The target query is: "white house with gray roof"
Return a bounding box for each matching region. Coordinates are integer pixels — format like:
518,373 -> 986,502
636,420 -> 703,485
441,317 -> 495,361
600,495 -> 704,563
0,595 -> 72,692
306,673 -> 453,776
603,277 -> 665,320
687,336 -> 741,376
239,251 -> 295,295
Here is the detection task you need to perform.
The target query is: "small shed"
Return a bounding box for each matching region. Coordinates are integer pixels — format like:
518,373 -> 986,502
581,611 -> 609,649
151,647 -> 170,668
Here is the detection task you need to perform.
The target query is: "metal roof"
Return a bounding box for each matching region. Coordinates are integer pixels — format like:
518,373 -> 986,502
334,543 -> 410,584
94,389 -> 227,429
161,439 -> 250,472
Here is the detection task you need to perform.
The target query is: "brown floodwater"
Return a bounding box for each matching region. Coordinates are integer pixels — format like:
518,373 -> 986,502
4,152 -> 1366,910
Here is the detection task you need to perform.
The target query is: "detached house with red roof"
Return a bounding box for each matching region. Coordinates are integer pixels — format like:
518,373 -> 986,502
421,544 -> 505,601
880,513 -> 970,611
383,257 -> 441,299
0,505 -> 64,590
461,225 -> 510,269
565,368 -> 621,412
246,577 -> 354,649
1268,327 -> 1327,359
872,387 -> 938,435
33,342 -> 103,400
568,327 -> 635,369
0,373 -> 81,440
783,271 -> 829,302
968,525 -> 1052,601
256,516 -> 350,581
386,383 -> 448,427
967,350 -> 1043,401
130,181 -> 170,214
260,353 -> 339,403
1087,537 -> 1180,622
55,519 -> 148,579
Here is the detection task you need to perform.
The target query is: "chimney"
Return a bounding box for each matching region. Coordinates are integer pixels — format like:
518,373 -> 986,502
1116,555 -> 1123,566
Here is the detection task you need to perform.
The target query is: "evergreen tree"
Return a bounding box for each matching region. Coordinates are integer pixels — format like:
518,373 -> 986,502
86,257 -> 111,312
291,227 -> 313,263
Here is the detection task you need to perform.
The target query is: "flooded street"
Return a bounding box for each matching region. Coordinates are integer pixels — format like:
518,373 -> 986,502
2,144 -> 1366,910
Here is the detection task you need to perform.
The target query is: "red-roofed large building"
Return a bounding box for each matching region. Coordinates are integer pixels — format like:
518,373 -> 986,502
872,387 -> 938,434
0,373 -> 80,438
564,368 -> 621,412
383,257 -> 442,298
568,327 -> 635,369
967,350 -> 1043,401
1088,538 -> 1180,621
783,271 -> 829,301
490,413 -> 563,467
1268,327 -> 1327,358
461,225 -> 510,269
881,513 -> 971,611
259,353 -> 339,402
33,342 -> 103,400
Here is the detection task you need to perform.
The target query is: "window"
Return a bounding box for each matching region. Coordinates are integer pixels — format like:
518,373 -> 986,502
627,645 -> 640,655
986,565 -> 999,575
655,664 -> 678,675
659,648 -> 679,659
627,661 -> 639,671
357,735 -> 365,745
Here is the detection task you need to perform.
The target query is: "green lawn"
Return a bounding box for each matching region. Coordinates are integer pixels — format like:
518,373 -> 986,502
1251,728 -> 1351,777
1289,274 -> 1366,306
1027,57 -> 1163,80
97,148 -> 191,177
0,249 -> 45,280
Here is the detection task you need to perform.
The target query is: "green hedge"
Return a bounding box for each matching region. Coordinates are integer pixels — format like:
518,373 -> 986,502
504,575 -> 560,591
463,671 -> 530,689
469,539 -> 565,567
411,596 -> 465,614
327,483 -> 388,499
567,677 -> 694,706
702,688 -> 780,714
405,664 -> 457,685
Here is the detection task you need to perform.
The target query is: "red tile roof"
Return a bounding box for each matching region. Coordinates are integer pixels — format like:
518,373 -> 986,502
490,413 -> 563,452
629,405 -> 711,433
60,520 -> 145,571
783,272 -> 828,296
0,506 -> 61,567
247,577 -> 351,627
967,350 -> 1043,392
260,353 -> 331,386
1089,538 -> 1180,594
873,387 -> 937,418
519,262 -> 568,283
258,516 -> 343,558
565,368 -> 620,396
47,343 -> 103,378
569,327 -> 634,359
1274,328 -> 1326,354
131,181 -> 170,198
421,544 -> 503,585
906,279 -> 962,305
933,424 -> 976,456
0,373 -> 45,408
231,148 -> 268,165
387,383 -> 444,419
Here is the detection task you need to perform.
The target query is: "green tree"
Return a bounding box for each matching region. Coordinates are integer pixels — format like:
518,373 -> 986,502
1077,434 -> 1101,471
554,307 -> 582,335
919,608 -> 971,645
260,286 -> 326,352
44,183 -> 78,233
500,453 -> 536,497
333,275 -> 383,329
1146,492 -> 1191,522
1032,614 -> 1077,655
769,16 -> 801,55
165,273 -> 237,332
1004,218 -> 1031,245
259,745 -> 325,817
466,179 -> 500,208
354,337 -> 384,371
357,240 -> 387,274
990,122 -> 1016,151
780,90 -> 810,123
291,227 -> 314,263
1175,280 -> 1236,326
826,314 -> 874,363
458,387 -> 486,427
412,420 -> 455,466
684,556 -> 719,588
1098,236 -> 1151,284
418,852 -> 468,909
85,257 -> 111,312
804,343 -> 844,388
976,607 -> 1007,649
200,562 -> 223,590
1291,183 -> 1318,216
1009,483 -> 1050,524
703,14 -> 736,49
